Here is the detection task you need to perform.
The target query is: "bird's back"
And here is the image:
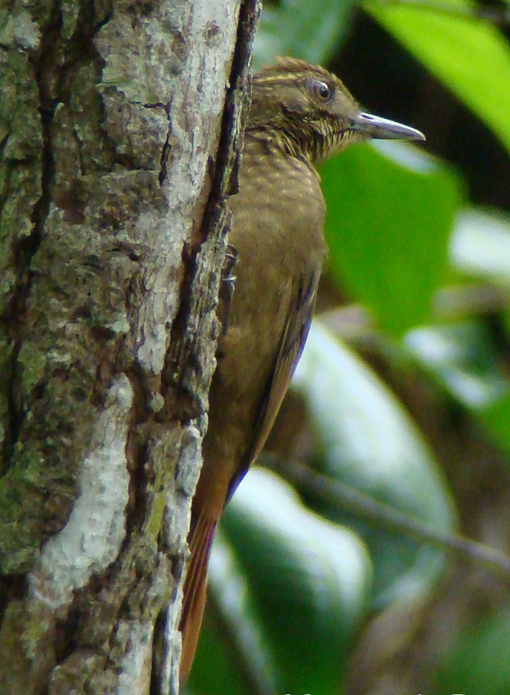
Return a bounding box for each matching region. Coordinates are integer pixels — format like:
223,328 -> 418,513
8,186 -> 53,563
199,131 -> 326,515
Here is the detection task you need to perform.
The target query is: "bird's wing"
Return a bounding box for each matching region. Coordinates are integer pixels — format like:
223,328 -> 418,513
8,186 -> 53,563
180,266 -> 321,681
226,267 -> 320,501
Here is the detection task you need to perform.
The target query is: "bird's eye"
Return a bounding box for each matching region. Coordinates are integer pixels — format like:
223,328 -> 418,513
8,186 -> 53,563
311,80 -> 333,102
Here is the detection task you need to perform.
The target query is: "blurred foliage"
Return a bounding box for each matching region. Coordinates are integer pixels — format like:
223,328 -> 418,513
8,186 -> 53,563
294,322 -> 455,606
187,1 -> 510,694
366,0 -> 510,153
321,141 -> 463,335
433,610 -> 510,693
254,0 -> 356,67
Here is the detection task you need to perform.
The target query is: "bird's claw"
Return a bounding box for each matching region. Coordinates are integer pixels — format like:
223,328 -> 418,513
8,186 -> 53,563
219,244 -> 238,336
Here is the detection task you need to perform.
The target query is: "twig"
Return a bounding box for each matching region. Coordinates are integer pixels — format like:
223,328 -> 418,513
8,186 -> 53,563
264,455 -> 510,580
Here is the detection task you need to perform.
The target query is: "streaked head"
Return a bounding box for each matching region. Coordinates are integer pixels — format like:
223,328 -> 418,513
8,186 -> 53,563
249,57 -> 425,162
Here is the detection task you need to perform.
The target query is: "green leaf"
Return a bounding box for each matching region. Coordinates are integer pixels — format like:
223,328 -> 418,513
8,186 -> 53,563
294,321 -> 457,605
320,141 -> 463,336
255,0 -> 355,68
366,0 -> 510,153
406,321 -> 510,456
196,468 -> 372,695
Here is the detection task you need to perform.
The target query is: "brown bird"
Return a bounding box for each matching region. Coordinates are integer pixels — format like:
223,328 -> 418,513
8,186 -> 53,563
179,57 -> 424,679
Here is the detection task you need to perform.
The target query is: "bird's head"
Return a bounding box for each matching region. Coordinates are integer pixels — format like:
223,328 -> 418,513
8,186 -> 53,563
249,57 -> 425,162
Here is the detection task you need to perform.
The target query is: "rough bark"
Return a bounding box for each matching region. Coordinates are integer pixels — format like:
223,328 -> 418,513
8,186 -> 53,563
0,1 -> 259,693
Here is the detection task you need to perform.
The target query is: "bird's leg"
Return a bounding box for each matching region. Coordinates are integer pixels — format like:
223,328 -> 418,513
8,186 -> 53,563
218,244 -> 238,336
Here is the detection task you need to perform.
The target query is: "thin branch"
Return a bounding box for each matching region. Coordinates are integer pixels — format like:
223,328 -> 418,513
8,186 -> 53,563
264,454 -> 510,580
319,283 -> 510,342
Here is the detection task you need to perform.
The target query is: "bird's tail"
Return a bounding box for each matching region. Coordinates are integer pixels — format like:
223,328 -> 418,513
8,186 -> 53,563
179,512 -> 217,683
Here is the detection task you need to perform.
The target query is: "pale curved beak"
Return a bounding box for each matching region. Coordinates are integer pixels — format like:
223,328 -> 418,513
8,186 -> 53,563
351,112 -> 426,141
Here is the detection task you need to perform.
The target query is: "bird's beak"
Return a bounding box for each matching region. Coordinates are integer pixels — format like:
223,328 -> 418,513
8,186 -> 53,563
350,112 -> 425,141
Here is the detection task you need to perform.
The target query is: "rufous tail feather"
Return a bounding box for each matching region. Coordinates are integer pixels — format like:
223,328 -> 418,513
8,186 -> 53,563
179,513 -> 217,683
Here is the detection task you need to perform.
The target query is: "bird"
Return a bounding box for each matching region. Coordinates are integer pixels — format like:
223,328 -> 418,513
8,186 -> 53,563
179,57 -> 425,680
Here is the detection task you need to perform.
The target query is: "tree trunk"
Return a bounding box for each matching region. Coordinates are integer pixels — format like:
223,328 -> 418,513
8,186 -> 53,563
0,1 -> 259,693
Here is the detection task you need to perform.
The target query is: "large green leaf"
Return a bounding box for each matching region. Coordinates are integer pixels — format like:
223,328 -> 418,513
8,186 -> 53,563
321,141 -> 463,336
254,0 -> 355,68
294,321 -> 456,605
366,0 -> 510,153
190,468 -> 372,695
